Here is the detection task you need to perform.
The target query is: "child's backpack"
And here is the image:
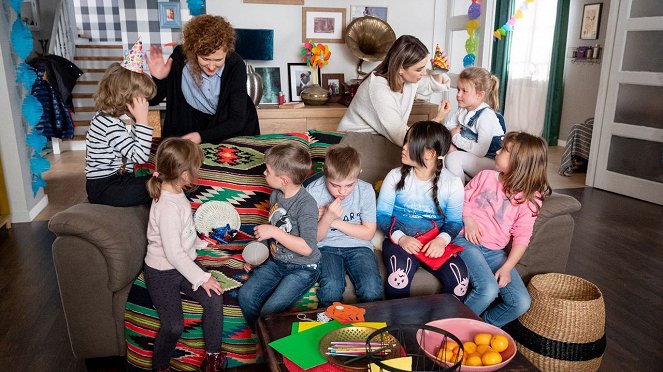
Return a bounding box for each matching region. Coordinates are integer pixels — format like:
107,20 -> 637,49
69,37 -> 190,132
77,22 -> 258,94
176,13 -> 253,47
459,107 -> 507,159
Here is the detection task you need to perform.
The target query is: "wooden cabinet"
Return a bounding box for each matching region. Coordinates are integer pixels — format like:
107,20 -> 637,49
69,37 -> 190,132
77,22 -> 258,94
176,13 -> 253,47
257,102 -> 439,134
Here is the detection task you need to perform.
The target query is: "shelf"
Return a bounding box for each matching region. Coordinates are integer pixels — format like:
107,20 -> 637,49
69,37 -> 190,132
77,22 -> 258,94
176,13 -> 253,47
571,58 -> 601,65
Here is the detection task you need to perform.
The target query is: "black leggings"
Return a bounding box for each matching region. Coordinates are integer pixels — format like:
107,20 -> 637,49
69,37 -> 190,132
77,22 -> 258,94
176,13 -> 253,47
86,173 -> 151,207
143,264 -> 224,369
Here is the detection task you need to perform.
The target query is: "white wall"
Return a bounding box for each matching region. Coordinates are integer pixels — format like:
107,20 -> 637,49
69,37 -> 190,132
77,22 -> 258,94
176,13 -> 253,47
205,0 -> 442,101
0,8 -> 48,222
559,0 -> 611,141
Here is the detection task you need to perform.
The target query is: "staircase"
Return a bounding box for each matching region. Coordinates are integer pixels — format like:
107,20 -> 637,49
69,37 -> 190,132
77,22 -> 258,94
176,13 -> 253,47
53,43 -> 124,153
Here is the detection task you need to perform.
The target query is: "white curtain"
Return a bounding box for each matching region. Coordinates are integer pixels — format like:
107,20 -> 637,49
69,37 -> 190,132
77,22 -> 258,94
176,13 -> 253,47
503,0 -> 558,136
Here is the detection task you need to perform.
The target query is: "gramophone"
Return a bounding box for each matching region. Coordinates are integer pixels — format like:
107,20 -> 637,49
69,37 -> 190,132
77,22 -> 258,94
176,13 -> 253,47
341,16 -> 396,106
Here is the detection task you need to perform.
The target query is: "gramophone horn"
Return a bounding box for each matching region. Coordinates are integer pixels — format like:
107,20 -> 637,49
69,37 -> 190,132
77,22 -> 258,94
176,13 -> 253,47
345,16 -> 396,77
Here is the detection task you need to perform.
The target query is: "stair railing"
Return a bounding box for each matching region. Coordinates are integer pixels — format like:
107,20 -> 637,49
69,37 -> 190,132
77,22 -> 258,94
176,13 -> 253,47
48,0 -> 77,60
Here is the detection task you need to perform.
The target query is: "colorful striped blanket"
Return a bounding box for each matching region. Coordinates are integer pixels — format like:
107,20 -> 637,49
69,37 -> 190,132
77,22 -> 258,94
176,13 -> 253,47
126,131 -> 343,370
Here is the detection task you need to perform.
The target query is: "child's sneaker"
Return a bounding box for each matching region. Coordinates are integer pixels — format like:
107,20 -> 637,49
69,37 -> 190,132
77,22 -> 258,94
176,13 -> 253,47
200,352 -> 225,372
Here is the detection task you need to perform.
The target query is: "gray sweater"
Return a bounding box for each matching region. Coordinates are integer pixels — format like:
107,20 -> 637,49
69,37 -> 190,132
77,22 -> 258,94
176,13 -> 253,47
268,187 -> 321,265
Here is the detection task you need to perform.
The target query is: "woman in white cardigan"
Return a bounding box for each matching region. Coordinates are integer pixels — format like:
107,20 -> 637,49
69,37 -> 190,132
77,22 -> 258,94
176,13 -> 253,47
337,35 -> 450,146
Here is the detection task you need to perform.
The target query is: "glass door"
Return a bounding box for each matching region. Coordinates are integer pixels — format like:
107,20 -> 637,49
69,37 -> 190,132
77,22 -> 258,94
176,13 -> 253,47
588,0 -> 663,205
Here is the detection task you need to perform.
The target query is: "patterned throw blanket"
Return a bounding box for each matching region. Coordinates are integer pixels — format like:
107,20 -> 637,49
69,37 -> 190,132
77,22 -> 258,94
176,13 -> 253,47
126,131 -> 343,370
559,118 -> 593,176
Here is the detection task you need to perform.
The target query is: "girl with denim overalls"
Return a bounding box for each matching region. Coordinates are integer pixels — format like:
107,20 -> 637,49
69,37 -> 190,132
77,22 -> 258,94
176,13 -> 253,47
440,67 -> 506,183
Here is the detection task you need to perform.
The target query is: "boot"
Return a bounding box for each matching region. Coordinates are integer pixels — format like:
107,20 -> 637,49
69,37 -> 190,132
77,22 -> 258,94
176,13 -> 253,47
200,352 -> 225,372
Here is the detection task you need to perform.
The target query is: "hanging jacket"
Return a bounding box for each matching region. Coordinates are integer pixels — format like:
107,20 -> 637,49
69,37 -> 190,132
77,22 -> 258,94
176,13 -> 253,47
28,54 -> 83,111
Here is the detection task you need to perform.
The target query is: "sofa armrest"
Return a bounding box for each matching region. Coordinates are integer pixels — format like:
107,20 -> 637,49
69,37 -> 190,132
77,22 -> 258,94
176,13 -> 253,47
48,203 -> 150,291
538,192 -> 581,219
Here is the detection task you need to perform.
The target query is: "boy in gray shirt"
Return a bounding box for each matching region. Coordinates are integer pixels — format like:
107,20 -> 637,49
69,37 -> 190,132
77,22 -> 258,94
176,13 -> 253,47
306,145 -> 383,307
238,143 -> 320,329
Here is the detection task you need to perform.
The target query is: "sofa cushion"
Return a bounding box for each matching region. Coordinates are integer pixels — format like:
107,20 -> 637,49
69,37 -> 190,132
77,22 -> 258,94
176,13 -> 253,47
340,132 -> 402,186
538,192 -> 582,219
49,203 -> 149,291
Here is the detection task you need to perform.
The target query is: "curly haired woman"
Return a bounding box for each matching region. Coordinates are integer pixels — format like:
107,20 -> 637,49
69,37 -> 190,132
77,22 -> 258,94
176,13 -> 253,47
146,15 -> 259,144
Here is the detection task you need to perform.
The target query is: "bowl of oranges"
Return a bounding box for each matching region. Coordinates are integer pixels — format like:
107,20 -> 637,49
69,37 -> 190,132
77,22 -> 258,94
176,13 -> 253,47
416,318 -> 517,371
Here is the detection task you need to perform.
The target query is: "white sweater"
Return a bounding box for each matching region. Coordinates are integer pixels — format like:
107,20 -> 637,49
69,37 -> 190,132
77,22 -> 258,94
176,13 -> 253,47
443,102 -> 503,157
144,190 -> 210,290
337,72 -> 449,146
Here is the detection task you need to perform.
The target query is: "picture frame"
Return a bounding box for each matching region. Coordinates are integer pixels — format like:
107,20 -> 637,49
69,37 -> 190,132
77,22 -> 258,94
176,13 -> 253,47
302,7 -> 346,43
159,2 -> 182,29
321,73 -> 345,103
243,0 -> 303,4
288,63 -> 320,102
350,5 -> 388,22
580,3 -> 602,40
254,67 -> 282,105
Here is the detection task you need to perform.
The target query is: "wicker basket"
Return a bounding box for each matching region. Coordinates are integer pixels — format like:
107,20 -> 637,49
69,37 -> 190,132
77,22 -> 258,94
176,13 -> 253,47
504,273 -> 606,371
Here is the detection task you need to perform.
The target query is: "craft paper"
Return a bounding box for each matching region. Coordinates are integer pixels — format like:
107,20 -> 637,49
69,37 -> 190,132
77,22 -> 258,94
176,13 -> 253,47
296,321 -> 387,333
269,320 -> 347,370
369,356 -> 412,372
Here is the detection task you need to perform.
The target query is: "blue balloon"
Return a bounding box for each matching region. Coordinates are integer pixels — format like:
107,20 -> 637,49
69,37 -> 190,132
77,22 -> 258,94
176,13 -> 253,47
468,3 -> 481,19
11,19 -> 33,60
26,133 -> 47,153
22,94 -> 44,127
463,54 -> 476,68
17,63 -> 37,90
187,0 -> 206,16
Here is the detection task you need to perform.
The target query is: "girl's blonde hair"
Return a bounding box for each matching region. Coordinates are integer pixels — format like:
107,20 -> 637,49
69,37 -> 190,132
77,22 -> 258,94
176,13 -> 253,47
397,121 -> 452,216
459,67 -> 500,111
182,15 -> 236,85
501,132 -> 552,214
369,35 -> 429,92
147,138 -> 204,200
94,63 -> 156,117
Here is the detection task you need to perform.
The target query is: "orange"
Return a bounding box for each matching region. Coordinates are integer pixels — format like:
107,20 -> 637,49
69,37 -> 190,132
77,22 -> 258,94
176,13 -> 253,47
490,335 -> 509,352
476,344 -> 493,355
463,341 -> 477,354
466,354 -> 483,366
482,351 -> 503,366
474,333 -> 492,345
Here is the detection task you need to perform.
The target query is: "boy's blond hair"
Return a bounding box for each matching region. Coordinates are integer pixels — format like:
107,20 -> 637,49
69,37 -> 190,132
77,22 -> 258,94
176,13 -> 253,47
323,144 -> 361,180
94,63 -> 156,117
264,143 -> 311,185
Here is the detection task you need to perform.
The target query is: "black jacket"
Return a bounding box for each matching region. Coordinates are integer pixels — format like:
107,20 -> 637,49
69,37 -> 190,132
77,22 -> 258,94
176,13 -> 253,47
149,46 -> 259,143
28,55 -> 83,110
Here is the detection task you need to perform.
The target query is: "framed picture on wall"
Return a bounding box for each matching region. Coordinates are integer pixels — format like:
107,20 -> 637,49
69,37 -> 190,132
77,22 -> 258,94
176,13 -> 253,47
255,67 -> 282,105
321,73 -> 344,103
159,2 -> 182,29
580,3 -> 602,40
302,7 -> 346,43
288,63 -> 319,102
350,5 -> 388,21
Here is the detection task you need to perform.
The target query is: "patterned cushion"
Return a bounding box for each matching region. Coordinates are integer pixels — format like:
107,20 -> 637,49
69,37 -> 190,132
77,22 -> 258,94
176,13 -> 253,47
125,131 -> 343,370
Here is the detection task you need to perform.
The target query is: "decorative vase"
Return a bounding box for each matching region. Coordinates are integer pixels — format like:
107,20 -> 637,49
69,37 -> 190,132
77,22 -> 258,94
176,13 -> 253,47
246,64 -> 263,106
300,83 -> 329,106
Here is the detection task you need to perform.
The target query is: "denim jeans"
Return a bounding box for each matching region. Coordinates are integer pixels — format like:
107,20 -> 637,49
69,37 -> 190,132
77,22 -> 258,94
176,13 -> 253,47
318,246 -> 383,308
238,258 -> 319,329
455,236 -> 531,327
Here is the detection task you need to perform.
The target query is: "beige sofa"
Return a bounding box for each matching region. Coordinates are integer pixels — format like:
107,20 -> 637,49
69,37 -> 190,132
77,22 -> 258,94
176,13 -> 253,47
49,132 -> 581,359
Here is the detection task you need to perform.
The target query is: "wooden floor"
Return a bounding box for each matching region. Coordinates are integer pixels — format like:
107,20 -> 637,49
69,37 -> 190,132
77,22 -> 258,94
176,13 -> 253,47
1,186 -> 661,370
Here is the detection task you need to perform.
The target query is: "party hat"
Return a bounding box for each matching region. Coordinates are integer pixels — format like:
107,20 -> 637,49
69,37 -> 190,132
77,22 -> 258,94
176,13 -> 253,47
121,37 -> 144,73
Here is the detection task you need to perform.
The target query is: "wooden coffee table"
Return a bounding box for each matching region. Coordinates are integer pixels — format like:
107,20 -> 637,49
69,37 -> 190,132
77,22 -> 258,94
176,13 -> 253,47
256,294 -> 535,371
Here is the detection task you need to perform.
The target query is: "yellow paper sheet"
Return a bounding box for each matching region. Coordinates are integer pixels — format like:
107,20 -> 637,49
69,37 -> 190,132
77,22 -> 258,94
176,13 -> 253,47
297,321 -> 388,333
369,356 -> 412,372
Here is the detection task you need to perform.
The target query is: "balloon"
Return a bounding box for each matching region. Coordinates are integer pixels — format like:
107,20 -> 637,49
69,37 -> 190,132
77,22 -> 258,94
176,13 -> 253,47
463,54 -> 476,68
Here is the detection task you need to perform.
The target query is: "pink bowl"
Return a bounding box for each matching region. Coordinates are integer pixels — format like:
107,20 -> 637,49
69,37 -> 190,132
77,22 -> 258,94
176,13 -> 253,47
416,318 -> 517,372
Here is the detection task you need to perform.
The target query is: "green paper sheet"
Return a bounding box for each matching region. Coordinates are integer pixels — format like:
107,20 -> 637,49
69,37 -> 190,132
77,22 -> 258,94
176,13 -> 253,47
269,320 -> 346,369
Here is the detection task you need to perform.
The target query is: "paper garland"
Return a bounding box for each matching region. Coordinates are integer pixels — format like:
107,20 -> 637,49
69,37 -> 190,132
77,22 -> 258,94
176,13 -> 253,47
493,0 -> 536,40
464,0 -> 481,68
7,4 -> 49,196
